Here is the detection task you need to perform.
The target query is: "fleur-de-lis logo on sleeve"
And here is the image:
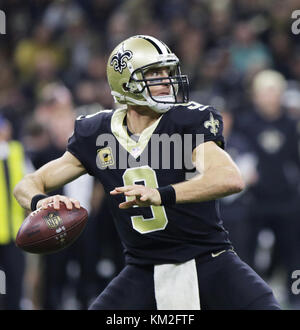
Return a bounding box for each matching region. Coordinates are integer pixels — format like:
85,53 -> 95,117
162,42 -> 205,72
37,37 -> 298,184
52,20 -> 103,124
110,48 -> 133,74
204,112 -> 220,136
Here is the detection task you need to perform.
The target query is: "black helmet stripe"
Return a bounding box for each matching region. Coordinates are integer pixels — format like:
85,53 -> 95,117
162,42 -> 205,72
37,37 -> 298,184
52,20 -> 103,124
140,36 -> 163,54
137,35 -> 171,54
160,41 -> 172,54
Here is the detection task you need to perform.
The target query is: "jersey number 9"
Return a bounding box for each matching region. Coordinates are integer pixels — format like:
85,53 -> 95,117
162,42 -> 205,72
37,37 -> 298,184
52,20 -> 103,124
122,166 -> 169,234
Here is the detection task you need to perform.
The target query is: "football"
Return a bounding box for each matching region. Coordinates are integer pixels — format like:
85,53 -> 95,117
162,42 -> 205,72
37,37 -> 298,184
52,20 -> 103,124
16,202 -> 88,254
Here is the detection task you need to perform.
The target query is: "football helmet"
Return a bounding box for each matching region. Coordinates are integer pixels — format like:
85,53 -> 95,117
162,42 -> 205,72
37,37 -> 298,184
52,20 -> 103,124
107,35 -> 189,113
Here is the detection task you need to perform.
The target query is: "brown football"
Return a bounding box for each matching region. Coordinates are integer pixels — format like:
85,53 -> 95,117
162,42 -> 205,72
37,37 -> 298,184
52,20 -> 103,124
16,202 -> 88,254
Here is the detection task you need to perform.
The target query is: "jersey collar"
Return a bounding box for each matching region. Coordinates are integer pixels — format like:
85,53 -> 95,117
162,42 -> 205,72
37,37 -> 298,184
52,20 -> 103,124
111,108 -> 163,159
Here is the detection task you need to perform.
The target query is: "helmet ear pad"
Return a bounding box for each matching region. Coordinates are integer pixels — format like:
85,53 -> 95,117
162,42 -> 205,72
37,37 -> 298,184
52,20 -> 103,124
122,83 -> 129,92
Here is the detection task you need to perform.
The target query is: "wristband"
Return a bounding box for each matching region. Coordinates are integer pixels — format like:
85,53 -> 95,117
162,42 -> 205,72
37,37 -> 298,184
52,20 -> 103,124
157,185 -> 176,206
31,194 -> 48,211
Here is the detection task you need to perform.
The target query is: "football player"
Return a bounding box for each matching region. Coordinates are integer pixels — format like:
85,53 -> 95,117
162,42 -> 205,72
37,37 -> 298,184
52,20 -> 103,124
14,35 -> 280,310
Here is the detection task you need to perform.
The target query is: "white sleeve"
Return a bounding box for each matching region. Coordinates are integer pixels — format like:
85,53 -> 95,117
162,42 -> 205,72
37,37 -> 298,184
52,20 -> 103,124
63,174 -> 94,212
24,157 -> 35,175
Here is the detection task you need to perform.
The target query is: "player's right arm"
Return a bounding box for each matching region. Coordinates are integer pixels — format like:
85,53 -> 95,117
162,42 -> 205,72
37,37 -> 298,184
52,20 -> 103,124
13,151 -> 87,212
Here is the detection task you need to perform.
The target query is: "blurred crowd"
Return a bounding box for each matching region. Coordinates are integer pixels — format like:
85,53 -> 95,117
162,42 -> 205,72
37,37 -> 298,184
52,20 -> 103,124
1,0 -> 300,309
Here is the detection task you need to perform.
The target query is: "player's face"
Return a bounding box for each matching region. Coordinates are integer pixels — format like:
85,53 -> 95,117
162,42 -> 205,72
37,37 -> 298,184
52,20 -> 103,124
254,85 -> 282,115
145,67 -> 172,96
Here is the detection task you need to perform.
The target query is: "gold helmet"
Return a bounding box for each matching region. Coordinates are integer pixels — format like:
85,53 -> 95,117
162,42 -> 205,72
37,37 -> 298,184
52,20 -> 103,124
107,35 -> 189,113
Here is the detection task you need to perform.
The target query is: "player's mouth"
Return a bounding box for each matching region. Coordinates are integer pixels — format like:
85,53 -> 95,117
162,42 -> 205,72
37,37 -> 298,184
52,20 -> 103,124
156,87 -> 172,96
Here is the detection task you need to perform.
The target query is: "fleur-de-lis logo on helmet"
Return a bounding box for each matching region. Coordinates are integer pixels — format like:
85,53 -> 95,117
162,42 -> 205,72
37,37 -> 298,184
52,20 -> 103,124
110,48 -> 133,74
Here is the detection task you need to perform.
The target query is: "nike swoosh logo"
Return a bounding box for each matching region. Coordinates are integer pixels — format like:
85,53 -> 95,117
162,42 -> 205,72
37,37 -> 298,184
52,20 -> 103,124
211,250 -> 227,258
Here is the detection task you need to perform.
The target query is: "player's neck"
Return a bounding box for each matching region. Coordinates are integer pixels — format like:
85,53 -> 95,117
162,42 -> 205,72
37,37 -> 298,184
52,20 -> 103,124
126,105 -> 162,135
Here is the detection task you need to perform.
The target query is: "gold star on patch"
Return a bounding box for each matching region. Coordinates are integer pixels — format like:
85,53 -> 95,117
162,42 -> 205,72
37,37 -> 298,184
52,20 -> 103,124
204,113 -> 219,136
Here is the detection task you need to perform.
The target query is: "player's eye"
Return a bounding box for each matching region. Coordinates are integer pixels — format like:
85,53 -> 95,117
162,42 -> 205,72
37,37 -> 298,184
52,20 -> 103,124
151,72 -> 159,77
146,70 -> 160,78
146,68 -> 170,79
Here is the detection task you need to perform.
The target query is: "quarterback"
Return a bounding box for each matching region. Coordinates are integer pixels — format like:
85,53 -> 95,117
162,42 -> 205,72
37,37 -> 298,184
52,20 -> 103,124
14,35 -> 280,310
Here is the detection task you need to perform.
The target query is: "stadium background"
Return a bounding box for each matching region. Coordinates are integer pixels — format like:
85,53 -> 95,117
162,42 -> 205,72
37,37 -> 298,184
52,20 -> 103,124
1,0 -> 300,309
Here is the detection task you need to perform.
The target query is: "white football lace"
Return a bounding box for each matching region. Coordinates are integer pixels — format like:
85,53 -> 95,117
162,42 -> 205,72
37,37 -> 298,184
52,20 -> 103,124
30,202 -> 55,217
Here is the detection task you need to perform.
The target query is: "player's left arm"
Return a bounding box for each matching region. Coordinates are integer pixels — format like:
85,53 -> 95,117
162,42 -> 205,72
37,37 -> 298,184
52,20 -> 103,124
111,141 -> 245,208
172,141 -> 245,203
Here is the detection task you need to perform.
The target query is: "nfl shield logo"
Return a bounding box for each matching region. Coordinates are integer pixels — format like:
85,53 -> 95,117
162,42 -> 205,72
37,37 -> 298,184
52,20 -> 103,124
43,212 -> 63,229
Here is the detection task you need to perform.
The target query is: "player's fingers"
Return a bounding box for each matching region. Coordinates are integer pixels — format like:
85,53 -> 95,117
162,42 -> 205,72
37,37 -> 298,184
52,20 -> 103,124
53,195 -> 63,210
140,194 -> 150,202
110,187 -> 127,195
60,196 -> 74,210
110,186 -> 137,195
40,197 -> 53,210
51,195 -> 72,210
119,200 -> 137,209
115,185 -> 142,192
115,185 -> 133,191
110,189 -> 122,195
38,196 -> 78,210
136,193 -> 153,207
124,189 -> 142,197
69,198 -> 81,209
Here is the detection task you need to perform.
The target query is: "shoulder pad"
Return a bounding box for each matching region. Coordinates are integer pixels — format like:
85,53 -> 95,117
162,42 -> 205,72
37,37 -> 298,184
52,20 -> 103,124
169,102 -> 216,126
76,109 -> 113,121
178,101 -> 211,112
75,109 -> 113,137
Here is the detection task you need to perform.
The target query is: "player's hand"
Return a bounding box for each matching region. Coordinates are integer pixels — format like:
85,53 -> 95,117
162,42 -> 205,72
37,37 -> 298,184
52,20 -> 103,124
36,195 -> 81,210
110,185 -> 162,209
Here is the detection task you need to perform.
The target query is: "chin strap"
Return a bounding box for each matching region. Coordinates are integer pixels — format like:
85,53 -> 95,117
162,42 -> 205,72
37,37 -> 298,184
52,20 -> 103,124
142,92 -> 175,113
111,91 -> 173,113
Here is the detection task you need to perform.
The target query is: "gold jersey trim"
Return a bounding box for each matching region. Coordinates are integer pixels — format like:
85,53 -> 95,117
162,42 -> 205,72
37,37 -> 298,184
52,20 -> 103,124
111,108 -> 163,159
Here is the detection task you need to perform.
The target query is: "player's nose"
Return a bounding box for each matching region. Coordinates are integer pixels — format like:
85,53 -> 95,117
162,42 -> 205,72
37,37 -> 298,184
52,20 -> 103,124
160,76 -> 171,88
160,69 -> 170,81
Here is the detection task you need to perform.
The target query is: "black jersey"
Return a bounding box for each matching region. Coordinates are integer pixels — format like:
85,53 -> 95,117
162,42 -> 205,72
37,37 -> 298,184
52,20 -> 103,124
67,102 -> 232,265
238,110 -> 300,204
